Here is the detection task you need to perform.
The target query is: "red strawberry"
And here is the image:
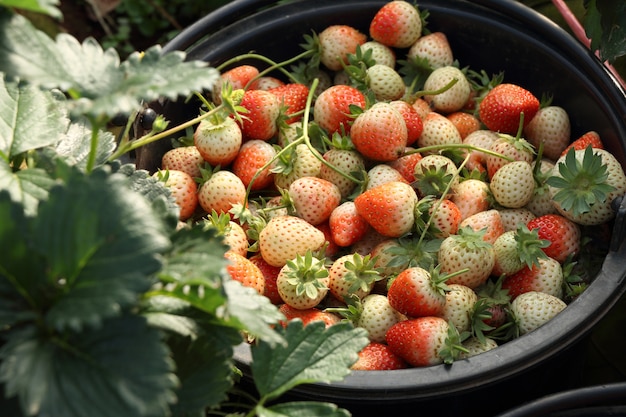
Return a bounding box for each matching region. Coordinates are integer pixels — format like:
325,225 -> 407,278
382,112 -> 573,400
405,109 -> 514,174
258,215 -> 326,267
478,83 -> 540,134
352,342 -> 408,371
153,169 -> 198,221
447,111 -> 480,139
278,304 -> 340,327
288,176 -> 341,226
194,115 -> 242,167
268,83 -> 310,124
559,130 -> 603,157
526,214 -> 581,263
350,102 -> 408,162
211,64 -> 259,103
239,89 -> 280,141
502,256 -> 564,300
329,201 -> 370,247
197,168 -> 246,216
387,148 -> 423,183
354,181 -> 418,238
231,139 -> 277,192
369,0 -> 422,48
387,266 -> 448,318
224,251 -> 265,295
386,316 -> 451,367
318,25 -> 367,71
459,209 -> 505,245
407,31 -> 454,69
389,100 -> 424,146
249,254 -> 283,305
313,84 -> 366,135
161,146 -> 204,179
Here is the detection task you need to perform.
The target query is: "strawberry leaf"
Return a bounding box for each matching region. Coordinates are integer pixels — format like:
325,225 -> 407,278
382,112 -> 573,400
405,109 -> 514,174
0,11 -> 219,118
251,320 -> 369,402
584,0 -> 626,63
0,315 -> 177,417
0,163 -> 55,216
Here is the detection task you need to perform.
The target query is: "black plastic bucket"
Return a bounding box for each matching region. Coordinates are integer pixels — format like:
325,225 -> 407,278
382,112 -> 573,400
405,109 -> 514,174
138,1 -> 626,415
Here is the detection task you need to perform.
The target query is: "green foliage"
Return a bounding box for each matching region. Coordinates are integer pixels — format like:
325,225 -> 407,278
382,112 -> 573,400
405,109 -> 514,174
584,0 -> 626,63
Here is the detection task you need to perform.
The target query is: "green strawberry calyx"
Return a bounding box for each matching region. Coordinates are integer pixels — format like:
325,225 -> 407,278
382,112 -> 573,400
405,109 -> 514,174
284,251 -> 329,299
343,253 -> 384,295
546,145 -> 616,216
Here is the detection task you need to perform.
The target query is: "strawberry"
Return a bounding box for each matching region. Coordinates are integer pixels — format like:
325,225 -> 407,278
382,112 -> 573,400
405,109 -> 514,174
318,136 -> 366,198
502,256 -> 564,300
350,102 -> 408,162
458,209 -> 505,245
438,226 -> 495,289
351,227 -> 388,256
389,100 -> 424,146
423,65 -> 472,113
450,178 -> 490,220
278,304 -> 340,327
352,342 -> 408,371
447,111 -> 480,139
526,159 -> 558,217
224,251 -> 265,295
194,115 -> 242,167
491,224 -> 550,277
314,221 -> 340,259
231,139 -> 277,191
546,147 -> 626,225
161,146 -> 204,180
370,239 -> 406,278
412,97 -> 432,119
485,133 -> 535,179
461,129 -> 499,173
416,111 -> 462,151
274,142 -> 323,190
490,160 -> 535,208
318,25 -> 367,71
459,337 -> 499,359
424,197 -> 462,239
358,293 -> 406,343
413,154 -> 459,198
211,64 -> 259,103
258,215 -> 326,267
526,214 -> 581,263
441,283 -> 478,333
249,253 -> 283,305
523,105 -> 571,160
203,211 -> 249,257
329,253 -> 381,301
276,251 -> 329,309
407,31 -> 454,69
365,64 -> 406,102
153,169 -> 198,221
559,130 -> 603,157
354,181 -> 418,238
329,201 -> 370,247
268,82 -> 310,125
510,291 -> 567,335
385,316 -> 451,367
369,0 -> 422,48
387,266 -> 449,318
366,164 -> 408,190
197,168 -> 246,216
288,176 -> 341,226
478,83 -> 540,134
498,208 -> 537,232
313,84 -> 366,134
387,148 -> 423,183
248,76 -> 284,91
239,89 -> 281,141
361,40 -> 396,68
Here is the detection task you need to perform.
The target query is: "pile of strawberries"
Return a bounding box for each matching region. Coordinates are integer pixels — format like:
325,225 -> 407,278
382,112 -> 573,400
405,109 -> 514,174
154,0 -> 626,370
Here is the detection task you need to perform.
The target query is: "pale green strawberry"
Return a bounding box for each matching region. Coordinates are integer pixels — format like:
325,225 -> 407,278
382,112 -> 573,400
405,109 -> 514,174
366,164 -> 408,190
490,160 -> 535,208
361,40 -> 396,68
498,208 -> 536,232
258,215 -> 326,267
407,31 -> 454,69
366,64 -> 406,101
274,143 -> 323,190
492,225 -> 549,277
459,336 -> 498,359
328,253 -> 381,301
413,154 -> 459,198
417,111 -> 462,151
276,251 -> 329,309
526,159 -> 557,217
510,291 -> 567,335
486,134 -> 535,179
441,284 -> 478,333
438,226 -> 495,289
358,294 -> 406,343
523,105 -> 571,161
319,147 -> 366,198
423,65 -> 472,113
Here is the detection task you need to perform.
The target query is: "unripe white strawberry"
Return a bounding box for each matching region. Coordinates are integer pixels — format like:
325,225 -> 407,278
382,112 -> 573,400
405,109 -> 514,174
441,284 -> 478,332
289,177 -> 341,226
194,116 -> 242,166
319,148 -> 365,198
423,66 -> 471,113
274,143 -> 323,190
318,25 -> 367,71
486,134 -> 535,179
370,239 -> 406,278
358,294 -> 405,343
413,154 -> 459,198
526,159 -> 558,217
438,226 -> 495,289
328,253 -> 380,301
366,164 -> 408,190
366,64 -> 406,101
490,160 -> 535,208
510,291 -> 566,335
259,215 -> 326,267
459,337 -> 499,359
462,129 -> 499,173
276,252 -> 329,309
498,208 -> 536,231
450,179 -> 490,220
417,112 -> 462,152
407,31 -> 454,69
523,105 -> 571,161
361,40 -> 396,68
197,170 -> 246,216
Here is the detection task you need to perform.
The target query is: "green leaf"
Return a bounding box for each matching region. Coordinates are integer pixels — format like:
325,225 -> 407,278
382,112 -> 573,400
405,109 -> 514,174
0,0 -> 62,19
584,0 -> 626,63
0,11 -> 220,118
251,320 -> 369,402
0,75 -> 67,161
32,167 -> 170,332
53,118 -> 116,170
258,401 -> 352,417
0,316 -> 177,417
0,162 -> 55,216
